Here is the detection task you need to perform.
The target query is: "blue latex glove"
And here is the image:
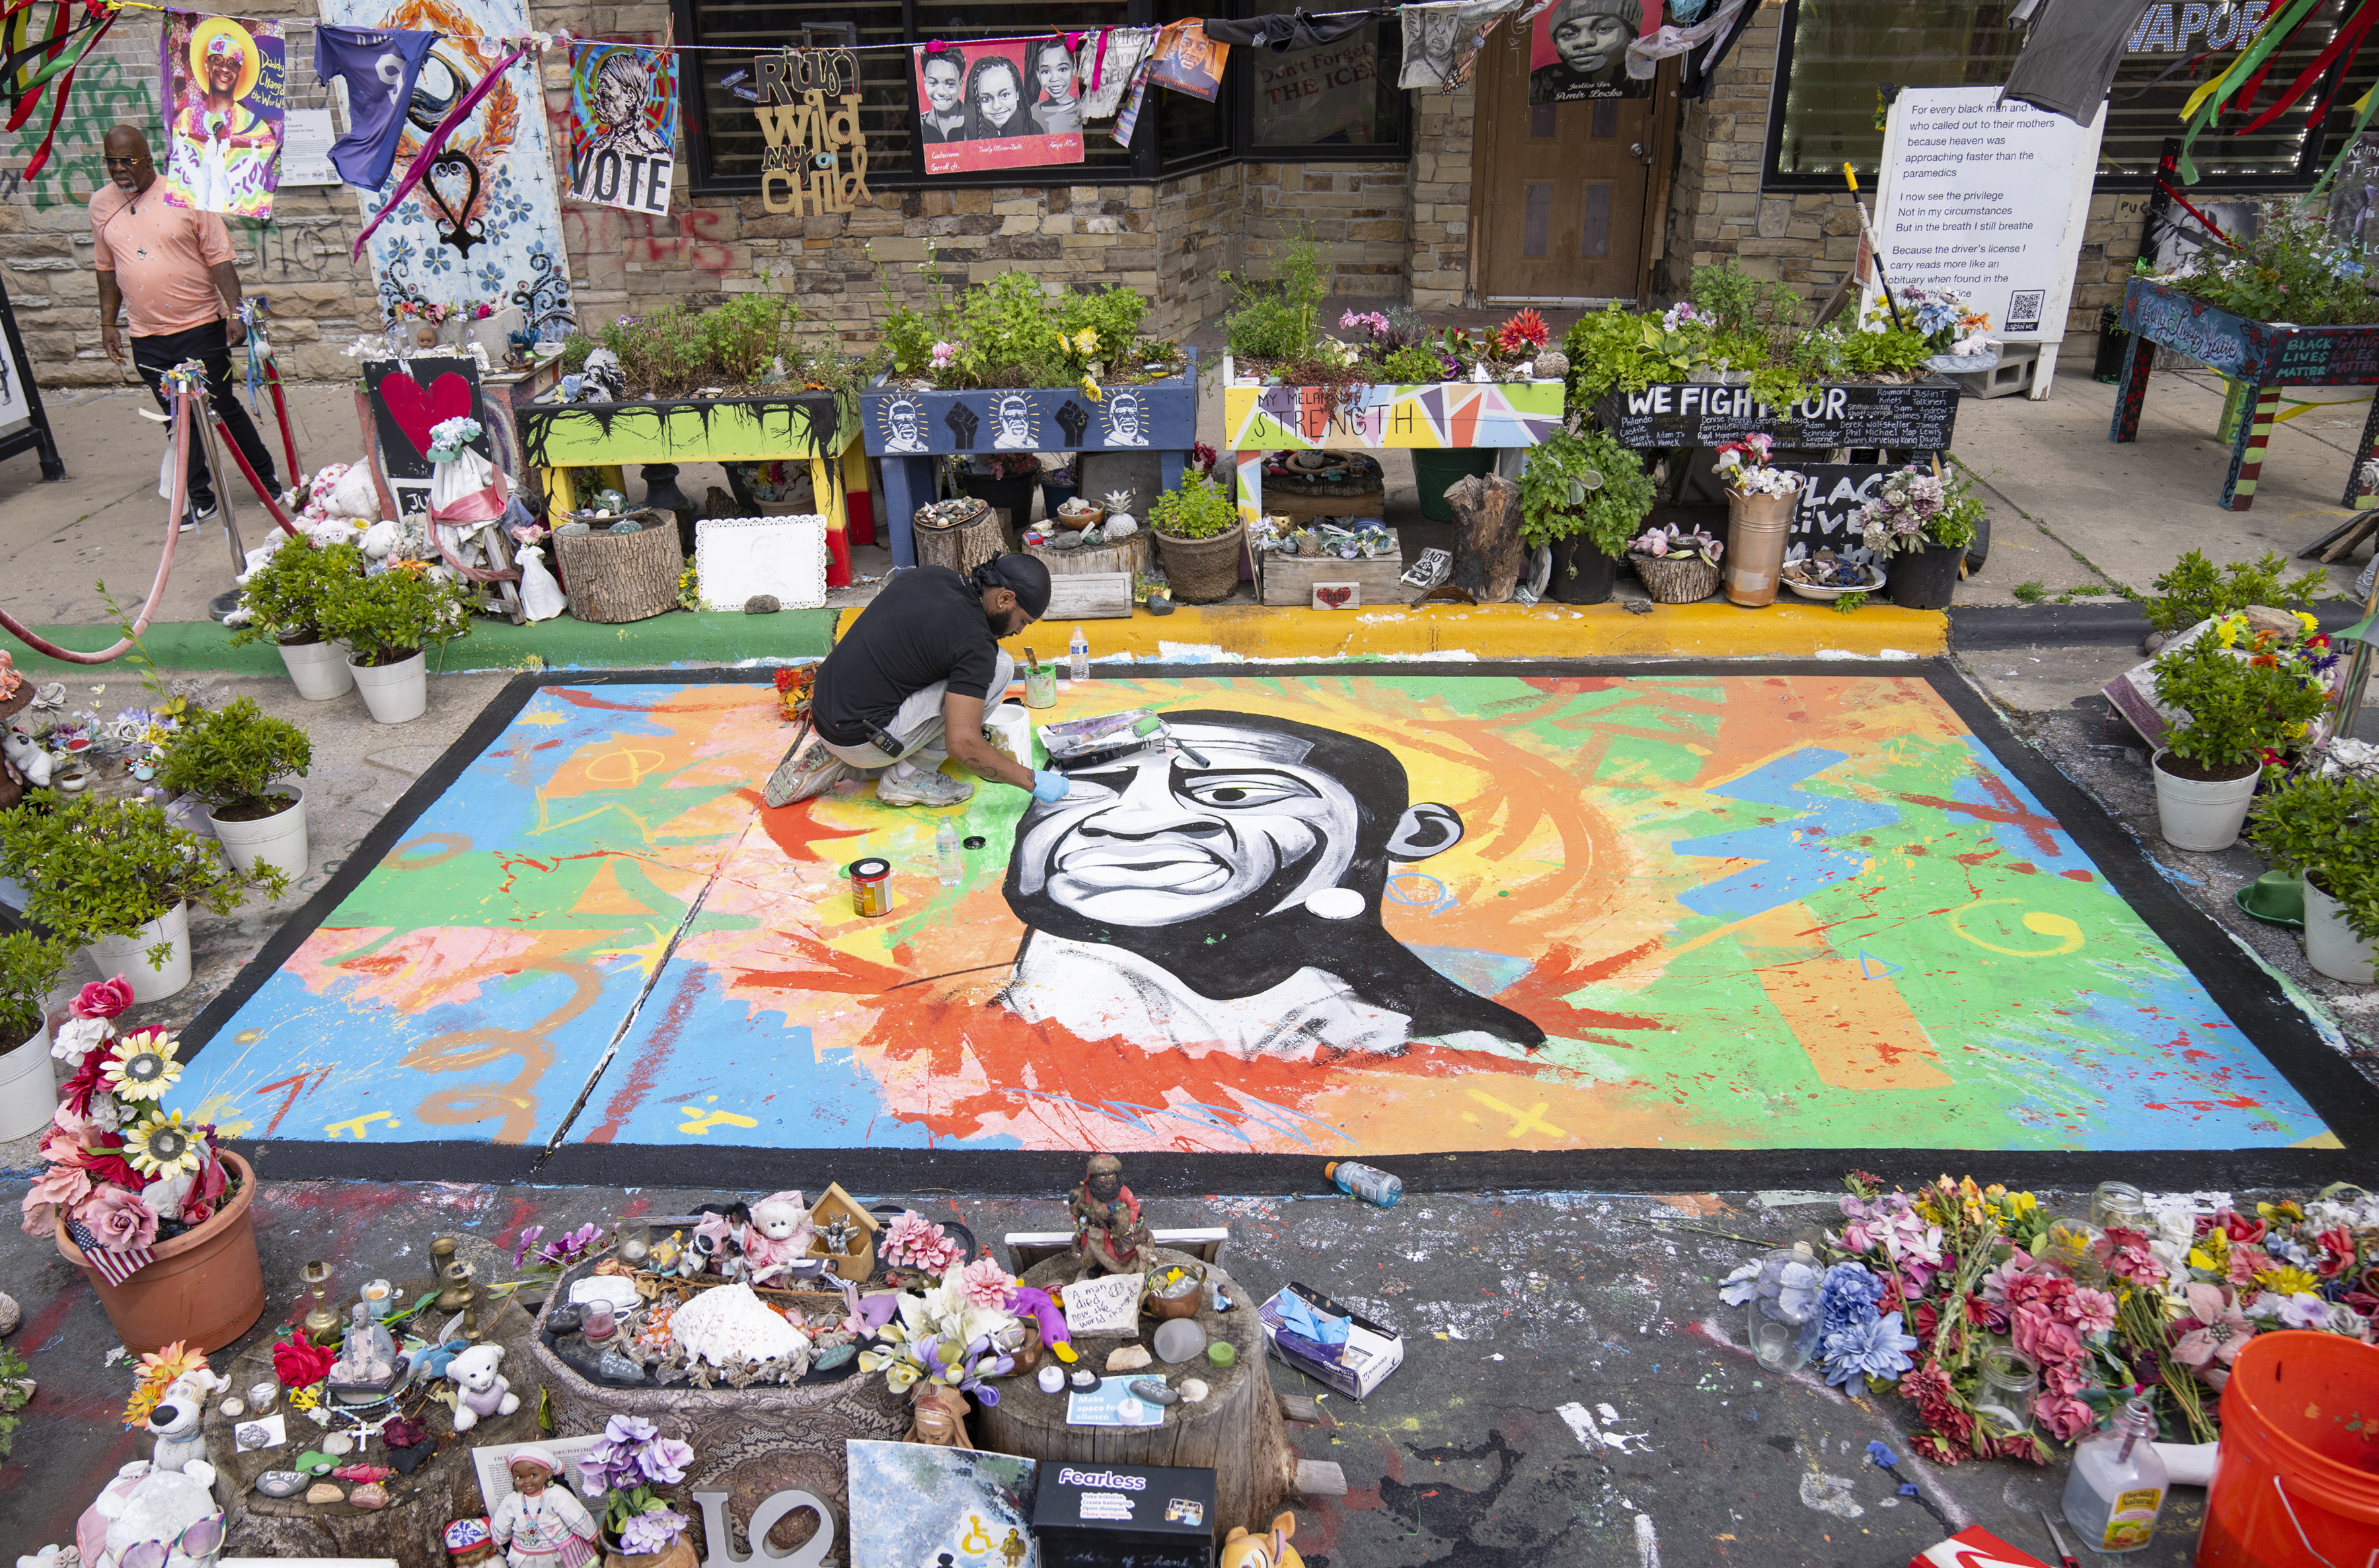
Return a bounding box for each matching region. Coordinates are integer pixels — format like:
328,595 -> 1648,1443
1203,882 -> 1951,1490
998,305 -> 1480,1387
1032,769 -> 1072,803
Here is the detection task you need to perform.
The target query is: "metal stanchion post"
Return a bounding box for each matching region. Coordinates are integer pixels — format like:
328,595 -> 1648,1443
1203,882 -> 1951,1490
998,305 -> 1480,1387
187,378 -> 252,620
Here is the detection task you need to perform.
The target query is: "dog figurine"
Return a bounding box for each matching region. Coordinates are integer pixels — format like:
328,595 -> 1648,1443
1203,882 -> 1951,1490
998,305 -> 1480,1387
146,1368 -> 230,1475
445,1343 -> 519,1433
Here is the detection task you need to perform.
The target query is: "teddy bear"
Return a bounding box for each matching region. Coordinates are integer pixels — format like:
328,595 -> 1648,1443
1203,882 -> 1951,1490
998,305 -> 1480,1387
741,1191 -> 816,1287
145,1368 -> 231,1476
445,1343 -> 519,1433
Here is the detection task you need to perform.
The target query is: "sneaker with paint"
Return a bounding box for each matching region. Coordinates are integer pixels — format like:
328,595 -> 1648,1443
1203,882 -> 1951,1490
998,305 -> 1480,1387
876,759 -> 973,807
763,729 -> 852,807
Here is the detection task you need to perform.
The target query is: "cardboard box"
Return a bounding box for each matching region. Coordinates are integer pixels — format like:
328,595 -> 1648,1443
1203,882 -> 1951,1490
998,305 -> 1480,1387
1256,1282 -> 1404,1400
1033,1461 -> 1216,1568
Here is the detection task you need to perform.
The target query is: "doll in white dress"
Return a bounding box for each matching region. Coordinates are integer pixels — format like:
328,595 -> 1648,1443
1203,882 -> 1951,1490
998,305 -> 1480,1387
488,1448 -> 598,1568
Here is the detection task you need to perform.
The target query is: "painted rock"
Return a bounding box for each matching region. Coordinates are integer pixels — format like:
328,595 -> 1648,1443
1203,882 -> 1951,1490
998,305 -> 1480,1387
608,519 -> 643,534
1129,1378 -> 1179,1406
1180,1378 -> 1210,1403
546,1304 -> 585,1335
1106,1345 -> 1152,1372
595,1347 -> 649,1383
813,1343 -> 856,1370
304,1482 -> 344,1506
745,595 -> 781,614
348,1482 -> 389,1511
253,1471 -> 308,1498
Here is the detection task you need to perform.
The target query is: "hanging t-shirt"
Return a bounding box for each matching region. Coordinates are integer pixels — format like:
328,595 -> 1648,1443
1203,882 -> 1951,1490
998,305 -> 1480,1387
315,24 -> 437,190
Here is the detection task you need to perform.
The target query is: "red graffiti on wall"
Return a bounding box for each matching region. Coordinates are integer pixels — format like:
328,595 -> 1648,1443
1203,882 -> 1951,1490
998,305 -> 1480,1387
560,205 -> 734,276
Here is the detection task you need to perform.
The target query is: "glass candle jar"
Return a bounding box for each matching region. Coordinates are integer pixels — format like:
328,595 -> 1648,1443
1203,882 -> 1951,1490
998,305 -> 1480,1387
248,1378 -> 280,1413
2091,1182 -> 2150,1233
584,1302 -> 617,1341
1973,1347 -> 2039,1433
615,1219 -> 652,1270
2042,1217 -> 2109,1286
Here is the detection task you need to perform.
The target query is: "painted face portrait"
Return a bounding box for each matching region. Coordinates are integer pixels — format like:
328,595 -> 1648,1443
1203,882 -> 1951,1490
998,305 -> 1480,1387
886,399 -> 923,449
1036,44 -> 1078,104
972,60 -> 1023,133
924,59 -> 962,113
1553,11 -> 1632,76
993,394 -> 1033,448
593,54 -> 648,126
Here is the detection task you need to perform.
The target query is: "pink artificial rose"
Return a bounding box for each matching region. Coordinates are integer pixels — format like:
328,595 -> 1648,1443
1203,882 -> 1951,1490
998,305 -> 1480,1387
189,1143 -> 229,1209
2068,1286 -> 2119,1337
26,1161 -> 92,1229
2032,1395 -> 2098,1442
77,1185 -> 159,1252
960,1256 -> 1012,1308
70,976 -> 135,1021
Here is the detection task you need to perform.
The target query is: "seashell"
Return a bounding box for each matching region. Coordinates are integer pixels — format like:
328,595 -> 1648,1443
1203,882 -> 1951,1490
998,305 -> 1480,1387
1179,1378 -> 1209,1403
671,1281 -> 811,1370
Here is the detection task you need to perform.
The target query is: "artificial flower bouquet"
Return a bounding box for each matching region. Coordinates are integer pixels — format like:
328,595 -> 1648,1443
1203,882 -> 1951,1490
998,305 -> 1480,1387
1721,1173 -> 2379,1467
21,977 -> 236,1267
1875,285 -> 1993,357
1714,433 -> 1799,498
578,1415 -> 696,1553
1857,465 -> 1983,557
857,1259 -> 1028,1402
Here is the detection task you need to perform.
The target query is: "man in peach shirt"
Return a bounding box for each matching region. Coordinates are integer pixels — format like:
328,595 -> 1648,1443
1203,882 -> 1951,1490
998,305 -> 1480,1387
89,124 -> 281,529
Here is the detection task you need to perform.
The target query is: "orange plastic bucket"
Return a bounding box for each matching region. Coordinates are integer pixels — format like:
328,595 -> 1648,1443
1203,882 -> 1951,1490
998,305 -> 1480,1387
2197,1331 -> 2379,1567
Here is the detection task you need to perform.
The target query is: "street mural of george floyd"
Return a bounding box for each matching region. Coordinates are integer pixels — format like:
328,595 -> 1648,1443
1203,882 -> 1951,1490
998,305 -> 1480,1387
173,674 -> 2339,1164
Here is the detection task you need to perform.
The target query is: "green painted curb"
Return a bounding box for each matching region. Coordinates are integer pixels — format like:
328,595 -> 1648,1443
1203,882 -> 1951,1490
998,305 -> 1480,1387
8,611 -> 841,677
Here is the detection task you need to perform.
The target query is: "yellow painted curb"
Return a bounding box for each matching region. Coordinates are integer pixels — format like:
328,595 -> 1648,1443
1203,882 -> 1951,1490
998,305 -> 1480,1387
836,601 -> 1949,660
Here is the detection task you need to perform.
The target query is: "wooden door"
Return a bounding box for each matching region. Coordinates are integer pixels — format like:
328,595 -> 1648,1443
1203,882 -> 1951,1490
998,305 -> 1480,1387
1472,24 -> 1663,303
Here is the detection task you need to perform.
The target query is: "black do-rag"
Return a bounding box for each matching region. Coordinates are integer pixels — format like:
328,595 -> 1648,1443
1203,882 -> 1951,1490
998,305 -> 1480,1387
973,553 -> 1052,618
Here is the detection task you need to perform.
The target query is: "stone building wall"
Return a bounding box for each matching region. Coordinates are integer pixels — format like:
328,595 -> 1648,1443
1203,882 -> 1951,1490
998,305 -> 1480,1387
1408,82 -> 1476,310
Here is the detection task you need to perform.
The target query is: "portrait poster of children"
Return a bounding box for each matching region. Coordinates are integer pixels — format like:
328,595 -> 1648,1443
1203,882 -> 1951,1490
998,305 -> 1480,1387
159,10 -> 287,219
1529,0 -> 1661,103
915,38 -> 1084,174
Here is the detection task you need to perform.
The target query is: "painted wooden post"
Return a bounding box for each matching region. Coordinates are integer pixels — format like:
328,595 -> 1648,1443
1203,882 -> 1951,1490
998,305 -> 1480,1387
2223,383 -> 2284,512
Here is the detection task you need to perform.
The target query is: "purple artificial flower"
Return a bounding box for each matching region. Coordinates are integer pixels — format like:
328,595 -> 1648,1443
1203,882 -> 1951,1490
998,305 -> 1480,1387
637,1436 -> 695,1485
1821,1310 -> 1919,1388
619,1508 -> 691,1553
512,1224 -> 545,1269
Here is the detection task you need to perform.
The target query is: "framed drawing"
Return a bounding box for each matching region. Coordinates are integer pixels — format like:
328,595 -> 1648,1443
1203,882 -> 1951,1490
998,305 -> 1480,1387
695,515 -> 831,611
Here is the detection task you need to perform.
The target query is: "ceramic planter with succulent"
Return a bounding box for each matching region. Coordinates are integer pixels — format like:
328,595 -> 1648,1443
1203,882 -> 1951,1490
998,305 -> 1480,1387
2249,771 -> 2379,982
0,795 -> 288,1002
2146,615 -> 2335,852
0,932 -> 75,1140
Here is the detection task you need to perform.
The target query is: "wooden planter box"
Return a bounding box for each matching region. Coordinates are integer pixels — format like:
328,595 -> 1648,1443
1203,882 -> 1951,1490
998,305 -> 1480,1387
1258,544 -> 1408,607
1591,379 -> 1959,452
1219,356 -> 1565,521
860,354 -> 1200,568
513,388 -> 871,585
2111,275 -> 2379,510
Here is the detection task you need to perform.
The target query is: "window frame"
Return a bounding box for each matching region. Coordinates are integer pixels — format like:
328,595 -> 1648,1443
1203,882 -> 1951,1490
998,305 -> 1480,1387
673,0 -> 1410,191
1758,0 -> 2360,193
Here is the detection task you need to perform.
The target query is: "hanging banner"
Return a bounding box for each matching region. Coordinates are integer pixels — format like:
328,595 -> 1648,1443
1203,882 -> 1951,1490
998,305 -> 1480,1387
329,0 -> 574,340
1529,0 -> 1663,102
567,42 -> 677,215
753,44 -> 870,215
159,10 -> 286,219
914,38 -> 1084,174
313,24 -> 437,190
1149,19 -> 1226,100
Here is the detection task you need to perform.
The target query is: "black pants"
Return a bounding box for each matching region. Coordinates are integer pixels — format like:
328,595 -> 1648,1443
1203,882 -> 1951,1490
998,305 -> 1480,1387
131,320 -> 280,511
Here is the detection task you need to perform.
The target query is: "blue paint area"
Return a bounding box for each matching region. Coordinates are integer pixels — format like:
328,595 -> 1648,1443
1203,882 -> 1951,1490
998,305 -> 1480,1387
1408,944 -> 1534,997
1673,749 -> 1903,920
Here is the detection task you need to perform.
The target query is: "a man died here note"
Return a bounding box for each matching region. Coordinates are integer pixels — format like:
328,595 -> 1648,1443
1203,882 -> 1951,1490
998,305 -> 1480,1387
1061,1272 -> 1144,1336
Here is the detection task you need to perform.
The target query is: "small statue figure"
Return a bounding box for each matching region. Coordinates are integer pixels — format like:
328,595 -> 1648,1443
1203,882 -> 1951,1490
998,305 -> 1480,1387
907,1384 -> 971,1448
741,1191 -> 815,1287
444,1343 -> 519,1433
691,1209 -> 743,1280
445,1516 -> 500,1568
488,1448 -> 597,1568
1069,1154 -> 1152,1277
327,1301 -> 400,1403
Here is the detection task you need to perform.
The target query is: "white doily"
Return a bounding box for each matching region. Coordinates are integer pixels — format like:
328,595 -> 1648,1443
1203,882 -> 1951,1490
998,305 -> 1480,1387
668,1283 -> 811,1370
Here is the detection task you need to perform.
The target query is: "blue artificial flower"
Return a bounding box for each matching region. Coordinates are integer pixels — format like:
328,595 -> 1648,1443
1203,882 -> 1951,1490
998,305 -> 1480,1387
1818,1261 -> 1885,1339
1821,1310 -> 1918,1388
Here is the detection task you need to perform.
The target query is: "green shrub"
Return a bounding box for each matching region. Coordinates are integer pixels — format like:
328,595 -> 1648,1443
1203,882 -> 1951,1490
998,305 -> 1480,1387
2148,626 -> 2331,774
2137,549 -> 2329,634
2249,774 -> 2379,940
0,929 -> 75,1047
1518,426 -> 1657,556
1378,344 -> 1449,385
319,566 -> 476,667
1690,260 -> 1804,338
228,541 -> 365,647
1149,471 -> 1238,540
2171,200 -> 2379,326
1223,235 -> 1327,362
0,796 -> 287,956
156,697 -> 311,817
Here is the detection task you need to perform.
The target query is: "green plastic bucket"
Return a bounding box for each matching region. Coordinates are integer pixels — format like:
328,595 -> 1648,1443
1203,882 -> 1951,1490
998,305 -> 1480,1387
1411,448 -> 1497,523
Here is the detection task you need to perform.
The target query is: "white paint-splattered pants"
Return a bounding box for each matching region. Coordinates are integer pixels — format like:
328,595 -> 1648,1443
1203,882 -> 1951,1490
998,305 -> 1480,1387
817,648 -> 1015,776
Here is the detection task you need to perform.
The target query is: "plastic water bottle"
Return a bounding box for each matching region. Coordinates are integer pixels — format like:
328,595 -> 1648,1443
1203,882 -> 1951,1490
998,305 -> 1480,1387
2060,1396 -> 2167,1553
1325,1160 -> 1402,1209
1069,626 -> 1089,683
936,819 -> 962,886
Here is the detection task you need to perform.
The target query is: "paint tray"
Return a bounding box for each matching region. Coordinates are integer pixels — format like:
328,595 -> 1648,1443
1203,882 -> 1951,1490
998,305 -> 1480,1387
1038,708 -> 1161,767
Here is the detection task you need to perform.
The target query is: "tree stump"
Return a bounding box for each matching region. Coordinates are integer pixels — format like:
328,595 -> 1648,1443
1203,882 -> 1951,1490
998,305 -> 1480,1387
913,500 -> 1006,579
552,511 -> 682,623
974,1249 -> 1296,1542
1445,471 -> 1524,603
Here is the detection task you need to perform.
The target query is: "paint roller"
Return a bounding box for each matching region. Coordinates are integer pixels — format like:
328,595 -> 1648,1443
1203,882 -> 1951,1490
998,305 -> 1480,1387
1046,712 -> 1211,771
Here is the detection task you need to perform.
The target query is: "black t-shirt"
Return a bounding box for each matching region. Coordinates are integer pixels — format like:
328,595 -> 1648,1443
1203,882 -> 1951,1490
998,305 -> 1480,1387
812,566 -> 1001,746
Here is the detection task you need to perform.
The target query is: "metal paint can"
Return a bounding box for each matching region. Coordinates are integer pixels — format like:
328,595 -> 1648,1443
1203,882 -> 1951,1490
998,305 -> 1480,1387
849,858 -> 892,917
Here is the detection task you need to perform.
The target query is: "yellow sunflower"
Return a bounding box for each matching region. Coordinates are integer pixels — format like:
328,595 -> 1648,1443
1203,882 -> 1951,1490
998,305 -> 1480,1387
100,1029 -> 182,1101
2257,1264 -> 2321,1296
124,1109 -> 204,1179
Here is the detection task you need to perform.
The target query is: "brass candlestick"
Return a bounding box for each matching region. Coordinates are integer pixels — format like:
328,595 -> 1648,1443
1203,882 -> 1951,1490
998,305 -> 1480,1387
454,1266 -> 482,1342
300,1260 -> 338,1344
431,1238 -> 470,1311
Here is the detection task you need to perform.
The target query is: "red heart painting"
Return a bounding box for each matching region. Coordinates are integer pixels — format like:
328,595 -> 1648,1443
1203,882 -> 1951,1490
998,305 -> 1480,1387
1315,585 -> 1354,609
377,371 -> 476,463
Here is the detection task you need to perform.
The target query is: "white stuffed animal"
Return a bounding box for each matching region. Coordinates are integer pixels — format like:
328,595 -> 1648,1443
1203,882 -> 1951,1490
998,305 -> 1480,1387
359,518 -> 402,560
76,1460 -> 225,1568
446,1342 -> 519,1432
328,460 -> 384,524
741,1191 -> 815,1286
145,1368 -> 230,1475
3,732 -> 50,789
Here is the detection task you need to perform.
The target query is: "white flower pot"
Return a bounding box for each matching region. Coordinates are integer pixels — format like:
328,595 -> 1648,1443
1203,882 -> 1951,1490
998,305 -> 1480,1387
87,901 -> 190,1003
0,1018 -> 56,1140
349,650 -> 427,725
2152,749 -> 2259,852
278,637 -> 354,702
206,788 -> 308,877
2306,877 -> 2378,985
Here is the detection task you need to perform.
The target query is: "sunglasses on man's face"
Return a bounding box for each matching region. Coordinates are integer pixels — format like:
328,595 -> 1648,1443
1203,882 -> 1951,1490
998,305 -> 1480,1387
104,155 -> 149,168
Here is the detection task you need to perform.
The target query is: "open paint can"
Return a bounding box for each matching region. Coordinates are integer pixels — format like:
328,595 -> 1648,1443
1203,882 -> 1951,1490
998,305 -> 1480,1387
849,858 -> 892,917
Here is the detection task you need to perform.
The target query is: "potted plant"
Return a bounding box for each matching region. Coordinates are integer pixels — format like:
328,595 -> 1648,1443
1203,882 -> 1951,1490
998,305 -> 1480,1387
1517,425 -> 1656,605
1858,465 -> 1983,611
1147,470 -> 1244,605
227,540 -> 366,700
576,1415 -> 697,1568
2143,616 -> 2334,852
2249,771 -> 2379,982
0,796 -> 288,1002
319,563 -> 476,725
28,994 -> 266,1353
0,931 -> 75,1140
155,697 -> 313,876
1628,524 -> 1724,603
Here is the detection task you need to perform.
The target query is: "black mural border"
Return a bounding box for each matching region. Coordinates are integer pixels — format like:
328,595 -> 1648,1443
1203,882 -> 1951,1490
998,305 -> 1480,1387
197,661 -> 2379,1192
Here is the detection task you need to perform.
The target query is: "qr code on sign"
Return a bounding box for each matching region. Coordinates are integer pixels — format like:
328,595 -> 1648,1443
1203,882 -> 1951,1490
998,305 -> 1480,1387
2006,290 -> 2045,332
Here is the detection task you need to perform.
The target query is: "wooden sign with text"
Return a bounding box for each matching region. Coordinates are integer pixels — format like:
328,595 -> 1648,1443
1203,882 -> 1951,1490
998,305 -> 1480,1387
755,47 -> 870,215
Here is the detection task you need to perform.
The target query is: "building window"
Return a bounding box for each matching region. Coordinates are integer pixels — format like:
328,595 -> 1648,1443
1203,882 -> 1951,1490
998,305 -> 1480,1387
1764,0 -> 2379,190
676,0 -> 1410,189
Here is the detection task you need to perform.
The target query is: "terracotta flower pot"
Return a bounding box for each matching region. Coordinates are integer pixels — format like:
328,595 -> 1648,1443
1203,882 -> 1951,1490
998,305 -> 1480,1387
605,1530 -> 700,1568
55,1149 -> 267,1355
